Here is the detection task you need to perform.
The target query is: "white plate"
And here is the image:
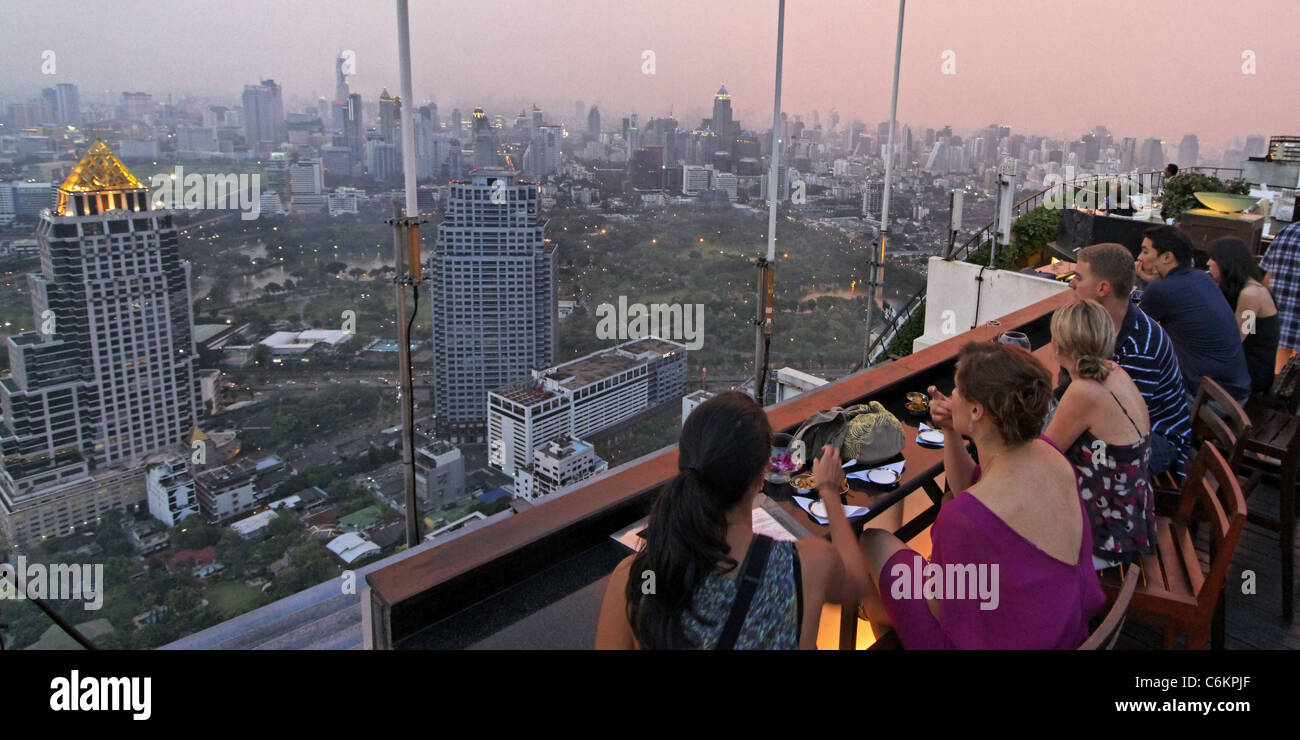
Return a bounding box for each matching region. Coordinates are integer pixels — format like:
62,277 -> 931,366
918,429 -> 945,446
810,500 -> 828,518
867,468 -> 900,485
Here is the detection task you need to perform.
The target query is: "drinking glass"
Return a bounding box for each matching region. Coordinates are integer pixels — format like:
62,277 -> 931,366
766,433 -> 806,484
997,331 -> 1031,350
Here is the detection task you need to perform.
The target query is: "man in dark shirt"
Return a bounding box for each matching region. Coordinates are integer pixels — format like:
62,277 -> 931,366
1135,225 -> 1252,404
1071,243 -> 1191,475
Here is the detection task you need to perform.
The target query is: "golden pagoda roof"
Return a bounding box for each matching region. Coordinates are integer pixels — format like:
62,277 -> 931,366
58,139 -> 144,193
187,425 -> 209,444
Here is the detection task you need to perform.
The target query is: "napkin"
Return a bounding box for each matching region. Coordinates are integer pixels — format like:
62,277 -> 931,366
847,459 -> 905,481
792,495 -> 870,525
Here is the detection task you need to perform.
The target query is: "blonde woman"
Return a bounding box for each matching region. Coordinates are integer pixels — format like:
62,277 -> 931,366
1045,299 -> 1155,570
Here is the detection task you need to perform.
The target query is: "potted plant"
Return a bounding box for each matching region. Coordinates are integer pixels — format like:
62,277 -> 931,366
1161,172 -> 1250,222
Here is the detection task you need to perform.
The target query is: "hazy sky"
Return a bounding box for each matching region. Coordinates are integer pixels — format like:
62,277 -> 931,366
1,0 -> 1295,148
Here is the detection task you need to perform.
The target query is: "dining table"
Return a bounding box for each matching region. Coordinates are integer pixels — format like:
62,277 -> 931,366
763,340 -> 1064,648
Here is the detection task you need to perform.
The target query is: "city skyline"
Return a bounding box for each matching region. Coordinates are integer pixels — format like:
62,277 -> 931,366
0,0 -> 1295,147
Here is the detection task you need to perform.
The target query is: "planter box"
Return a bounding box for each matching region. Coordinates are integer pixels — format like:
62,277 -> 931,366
1178,209 -> 1265,266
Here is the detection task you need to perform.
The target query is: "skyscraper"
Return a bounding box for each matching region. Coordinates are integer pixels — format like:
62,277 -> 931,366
0,141 -> 200,544
379,88 -> 400,144
242,79 -> 286,150
430,171 -> 555,442
711,85 -> 734,146
42,83 -> 80,126
333,52 -> 351,134
587,105 -> 600,139
1139,138 -> 1165,171
1177,134 -> 1199,168
343,92 -> 363,165
470,107 -> 500,169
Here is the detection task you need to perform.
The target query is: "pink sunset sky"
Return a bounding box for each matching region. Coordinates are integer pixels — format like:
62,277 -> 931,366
1,0 -> 1295,148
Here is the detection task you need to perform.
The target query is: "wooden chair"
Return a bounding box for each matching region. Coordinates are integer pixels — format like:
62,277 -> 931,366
1239,391 -> 1300,624
1153,377 -> 1252,517
1103,442 -> 1247,649
1079,564 -> 1140,650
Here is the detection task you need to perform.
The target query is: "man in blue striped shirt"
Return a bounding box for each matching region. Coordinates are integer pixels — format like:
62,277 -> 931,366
1070,243 -> 1191,475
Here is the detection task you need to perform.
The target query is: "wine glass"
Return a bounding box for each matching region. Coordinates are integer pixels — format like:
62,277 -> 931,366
997,331 -> 1031,350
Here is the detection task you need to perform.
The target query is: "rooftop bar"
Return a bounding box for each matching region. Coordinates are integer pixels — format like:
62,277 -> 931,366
364,291 -> 1073,649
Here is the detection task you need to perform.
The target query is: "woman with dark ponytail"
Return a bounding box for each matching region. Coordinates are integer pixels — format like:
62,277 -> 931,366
596,391 -> 862,649
1045,299 -> 1155,569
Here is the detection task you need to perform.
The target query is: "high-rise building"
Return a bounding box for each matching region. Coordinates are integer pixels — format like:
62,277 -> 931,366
242,79 -> 286,150
378,88 -> 400,144
524,123 -> 562,177
1244,135 -> 1268,159
1177,134 -> 1199,168
289,157 -> 326,211
587,105 -> 601,138
862,180 -> 884,219
430,170 -> 555,442
120,92 -> 153,123
343,92 -> 363,165
1120,137 -> 1137,171
0,141 -> 201,544
332,53 -> 351,134
1139,138 -> 1165,171
470,107 -> 500,169
42,83 -> 81,126
711,85 -> 734,145
365,139 -> 400,182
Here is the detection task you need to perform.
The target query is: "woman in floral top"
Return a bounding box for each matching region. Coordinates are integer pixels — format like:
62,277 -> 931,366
1045,300 -> 1156,569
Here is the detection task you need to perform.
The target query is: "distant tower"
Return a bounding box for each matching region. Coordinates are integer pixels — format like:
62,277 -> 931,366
1177,135 -> 1199,168
242,79 -> 286,151
379,89 -> 401,144
587,105 -> 601,139
712,85 -> 734,144
471,107 -> 500,169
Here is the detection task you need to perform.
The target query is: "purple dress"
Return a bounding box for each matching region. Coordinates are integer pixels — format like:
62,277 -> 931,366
878,438 -> 1106,649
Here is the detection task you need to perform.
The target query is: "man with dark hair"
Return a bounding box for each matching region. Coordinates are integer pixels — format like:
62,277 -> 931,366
1135,225 -> 1251,403
1163,163 -> 1179,179
1260,219 -> 1300,374
1072,242 -> 1191,475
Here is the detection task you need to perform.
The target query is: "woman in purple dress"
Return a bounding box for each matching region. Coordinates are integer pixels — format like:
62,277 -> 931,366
840,342 -> 1105,649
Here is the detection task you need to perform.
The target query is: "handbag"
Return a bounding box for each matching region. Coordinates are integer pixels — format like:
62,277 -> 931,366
793,401 -> 905,466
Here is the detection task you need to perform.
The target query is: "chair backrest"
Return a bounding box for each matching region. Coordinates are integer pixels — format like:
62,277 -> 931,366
1190,377 -> 1252,469
1078,565 -> 1140,650
1175,442 -> 1248,617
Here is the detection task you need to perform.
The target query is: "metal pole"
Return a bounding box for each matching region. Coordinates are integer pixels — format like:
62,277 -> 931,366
864,0 -> 905,369
754,0 -> 785,405
395,0 -> 421,547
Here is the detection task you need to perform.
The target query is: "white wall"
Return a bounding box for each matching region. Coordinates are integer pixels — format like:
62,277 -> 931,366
914,256 -> 1069,352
